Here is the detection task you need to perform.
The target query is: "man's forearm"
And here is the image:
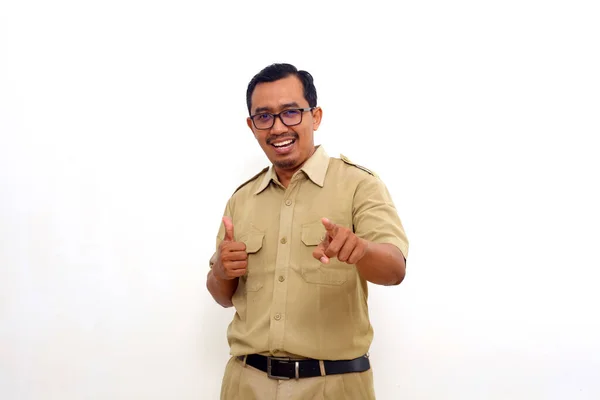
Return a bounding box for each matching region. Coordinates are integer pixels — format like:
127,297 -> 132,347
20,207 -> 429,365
206,270 -> 239,307
355,242 -> 406,286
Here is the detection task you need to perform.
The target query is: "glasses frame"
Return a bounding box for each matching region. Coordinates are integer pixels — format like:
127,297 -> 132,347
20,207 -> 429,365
249,107 -> 315,130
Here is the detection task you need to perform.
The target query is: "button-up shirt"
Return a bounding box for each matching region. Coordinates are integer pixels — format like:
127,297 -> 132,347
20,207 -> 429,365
212,145 -> 409,361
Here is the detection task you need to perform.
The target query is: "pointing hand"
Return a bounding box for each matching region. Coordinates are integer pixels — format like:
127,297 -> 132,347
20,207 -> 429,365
312,217 -> 368,265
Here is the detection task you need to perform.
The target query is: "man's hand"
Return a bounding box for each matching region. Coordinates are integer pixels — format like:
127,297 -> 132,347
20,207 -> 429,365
312,217 -> 368,265
214,216 -> 248,280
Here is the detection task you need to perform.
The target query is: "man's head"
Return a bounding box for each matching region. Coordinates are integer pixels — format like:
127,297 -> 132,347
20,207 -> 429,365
246,63 -> 322,172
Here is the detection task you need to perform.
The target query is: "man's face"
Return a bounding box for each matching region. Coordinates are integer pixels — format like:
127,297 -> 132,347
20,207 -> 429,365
247,75 -> 322,171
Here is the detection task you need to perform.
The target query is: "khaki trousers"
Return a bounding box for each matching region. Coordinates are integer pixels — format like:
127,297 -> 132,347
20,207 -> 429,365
220,356 -> 376,400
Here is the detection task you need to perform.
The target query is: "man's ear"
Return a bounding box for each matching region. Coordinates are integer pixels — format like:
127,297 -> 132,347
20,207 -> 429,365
312,107 -> 323,131
247,117 -> 258,138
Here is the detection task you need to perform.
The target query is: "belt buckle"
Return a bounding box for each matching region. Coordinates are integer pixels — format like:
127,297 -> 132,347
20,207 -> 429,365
267,357 -> 299,380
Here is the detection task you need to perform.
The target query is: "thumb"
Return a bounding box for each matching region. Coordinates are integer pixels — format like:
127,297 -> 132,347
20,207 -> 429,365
312,236 -> 331,264
222,216 -> 234,241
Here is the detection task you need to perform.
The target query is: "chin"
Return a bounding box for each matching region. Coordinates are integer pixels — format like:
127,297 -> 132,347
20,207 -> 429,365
274,158 -> 299,170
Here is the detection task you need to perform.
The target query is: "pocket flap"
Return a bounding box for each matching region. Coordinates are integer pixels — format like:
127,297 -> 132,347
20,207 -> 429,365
240,232 -> 264,254
301,221 -> 327,246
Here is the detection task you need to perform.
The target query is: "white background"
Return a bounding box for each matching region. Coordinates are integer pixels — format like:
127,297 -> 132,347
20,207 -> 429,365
1,1 -> 599,399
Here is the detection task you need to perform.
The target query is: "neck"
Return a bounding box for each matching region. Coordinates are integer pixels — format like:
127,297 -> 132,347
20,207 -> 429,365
274,146 -> 316,188
274,168 -> 295,188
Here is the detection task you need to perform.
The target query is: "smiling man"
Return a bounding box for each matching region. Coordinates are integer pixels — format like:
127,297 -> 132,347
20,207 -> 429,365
207,63 -> 409,399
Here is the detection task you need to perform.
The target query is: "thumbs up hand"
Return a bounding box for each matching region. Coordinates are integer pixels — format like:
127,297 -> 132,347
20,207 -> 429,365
214,216 -> 248,280
312,218 -> 368,265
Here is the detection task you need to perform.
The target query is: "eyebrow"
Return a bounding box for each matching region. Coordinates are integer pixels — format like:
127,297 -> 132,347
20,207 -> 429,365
254,102 -> 300,114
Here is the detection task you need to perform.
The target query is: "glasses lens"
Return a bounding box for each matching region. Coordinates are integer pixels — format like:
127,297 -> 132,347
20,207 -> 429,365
281,109 -> 302,126
253,114 -> 274,129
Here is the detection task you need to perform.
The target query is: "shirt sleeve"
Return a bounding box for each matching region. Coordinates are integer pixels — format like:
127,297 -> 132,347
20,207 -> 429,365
352,175 -> 409,259
210,199 -> 233,269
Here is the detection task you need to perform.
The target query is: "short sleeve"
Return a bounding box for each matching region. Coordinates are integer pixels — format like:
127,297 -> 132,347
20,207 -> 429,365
352,175 -> 409,259
210,199 -> 233,269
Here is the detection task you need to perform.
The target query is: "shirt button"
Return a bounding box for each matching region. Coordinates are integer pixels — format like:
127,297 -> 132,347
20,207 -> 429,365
280,237 -> 287,244
274,313 -> 282,321
278,275 -> 285,282
285,199 -> 292,206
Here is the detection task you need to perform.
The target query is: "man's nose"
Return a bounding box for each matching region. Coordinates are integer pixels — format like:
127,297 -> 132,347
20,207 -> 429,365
270,115 -> 288,134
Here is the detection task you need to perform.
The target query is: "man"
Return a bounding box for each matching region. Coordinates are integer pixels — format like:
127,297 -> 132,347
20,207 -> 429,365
206,63 -> 409,399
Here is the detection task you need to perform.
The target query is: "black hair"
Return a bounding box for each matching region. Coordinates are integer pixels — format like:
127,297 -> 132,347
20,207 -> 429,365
246,63 -> 317,114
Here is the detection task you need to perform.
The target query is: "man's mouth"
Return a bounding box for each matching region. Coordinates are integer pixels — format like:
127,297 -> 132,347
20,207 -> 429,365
270,138 -> 297,154
272,139 -> 295,148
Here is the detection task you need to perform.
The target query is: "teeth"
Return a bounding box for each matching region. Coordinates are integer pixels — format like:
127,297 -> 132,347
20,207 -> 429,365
273,139 -> 293,147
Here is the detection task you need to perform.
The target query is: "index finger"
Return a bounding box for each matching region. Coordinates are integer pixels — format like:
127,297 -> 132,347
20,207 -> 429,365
321,217 -> 337,235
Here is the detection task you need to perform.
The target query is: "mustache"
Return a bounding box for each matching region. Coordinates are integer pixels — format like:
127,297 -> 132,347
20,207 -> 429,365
266,133 -> 298,145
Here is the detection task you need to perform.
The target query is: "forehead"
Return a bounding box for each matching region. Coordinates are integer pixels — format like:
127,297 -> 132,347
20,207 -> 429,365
250,75 -> 307,113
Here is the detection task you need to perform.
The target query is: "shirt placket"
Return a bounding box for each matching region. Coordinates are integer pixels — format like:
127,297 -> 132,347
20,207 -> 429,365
268,175 -> 302,355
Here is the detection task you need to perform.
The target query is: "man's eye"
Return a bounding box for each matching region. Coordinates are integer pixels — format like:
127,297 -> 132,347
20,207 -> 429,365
257,114 -> 272,121
282,110 -> 300,117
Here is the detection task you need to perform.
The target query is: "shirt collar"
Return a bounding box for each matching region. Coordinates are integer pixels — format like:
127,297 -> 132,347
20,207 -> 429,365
254,165 -> 280,195
254,145 -> 330,195
300,145 -> 329,187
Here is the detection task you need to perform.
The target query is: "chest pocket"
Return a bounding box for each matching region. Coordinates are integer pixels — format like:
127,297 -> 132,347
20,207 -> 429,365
300,220 -> 350,286
238,230 -> 265,292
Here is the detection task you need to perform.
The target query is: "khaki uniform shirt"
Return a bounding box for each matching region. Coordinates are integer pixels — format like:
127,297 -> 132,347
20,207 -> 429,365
212,145 -> 409,361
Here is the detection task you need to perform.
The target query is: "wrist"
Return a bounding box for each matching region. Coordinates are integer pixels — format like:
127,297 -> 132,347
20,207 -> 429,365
213,268 -> 226,282
211,261 -> 225,280
212,266 -> 237,283
358,238 -> 370,263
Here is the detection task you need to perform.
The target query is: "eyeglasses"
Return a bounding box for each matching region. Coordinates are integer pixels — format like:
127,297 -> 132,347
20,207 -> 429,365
249,107 -> 315,130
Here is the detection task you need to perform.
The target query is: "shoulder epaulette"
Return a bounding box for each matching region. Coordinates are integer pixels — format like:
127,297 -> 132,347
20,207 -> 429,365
340,154 -> 379,178
233,166 -> 269,194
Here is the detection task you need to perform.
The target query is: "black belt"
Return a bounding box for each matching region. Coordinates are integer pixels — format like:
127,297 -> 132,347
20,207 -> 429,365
237,354 -> 370,380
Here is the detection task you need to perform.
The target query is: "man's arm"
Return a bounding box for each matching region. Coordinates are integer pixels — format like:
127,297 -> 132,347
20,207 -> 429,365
355,242 -> 406,286
206,269 -> 239,308
313,173 -> 409,286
